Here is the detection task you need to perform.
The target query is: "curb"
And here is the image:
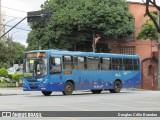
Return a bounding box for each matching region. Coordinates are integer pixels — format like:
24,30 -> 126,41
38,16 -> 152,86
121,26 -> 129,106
0,93 -> 30,96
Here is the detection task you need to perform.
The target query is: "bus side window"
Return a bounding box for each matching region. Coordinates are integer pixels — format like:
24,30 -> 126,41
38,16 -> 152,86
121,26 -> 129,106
111,58 -> 122,70
101,57 -> 111,70
73,56 -> 78,69
133,59 -> 139,70
87,57 -> 99,70
50,57 -> 62,74
123,58 -> 133,70
77,57 -> 85,70
63,56 -> 73,70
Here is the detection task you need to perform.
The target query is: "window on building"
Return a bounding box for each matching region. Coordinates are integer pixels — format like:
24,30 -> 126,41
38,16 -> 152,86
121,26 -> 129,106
111,58 -> 122,70
87,57 -> 99,70
120,46 -> 135,55
125,34 -> 135,42
121,34 -> 135,43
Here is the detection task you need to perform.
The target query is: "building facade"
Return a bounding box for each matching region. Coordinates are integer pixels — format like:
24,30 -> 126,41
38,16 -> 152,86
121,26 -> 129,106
108,2 -> 158,90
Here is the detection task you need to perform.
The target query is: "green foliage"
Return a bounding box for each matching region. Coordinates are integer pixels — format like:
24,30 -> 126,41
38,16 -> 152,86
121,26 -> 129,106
138,12 -> 158,40
8,74 -> 13,80
13,42 -> 26,64
0,68 -> 8,77
0,62 -> 10,69
0,39 -> 26,68
27,0 -> 135,51
11,74 -> 23,82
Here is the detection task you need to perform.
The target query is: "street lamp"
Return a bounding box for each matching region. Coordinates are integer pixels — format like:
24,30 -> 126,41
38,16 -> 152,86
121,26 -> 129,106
0,17 -> 27,39
0,10 -> 50,39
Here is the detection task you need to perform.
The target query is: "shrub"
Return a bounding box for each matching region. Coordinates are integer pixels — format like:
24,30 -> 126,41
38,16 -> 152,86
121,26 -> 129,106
8,74 -> 12,80
0,68 -> 8,77
11,74 -> 23,82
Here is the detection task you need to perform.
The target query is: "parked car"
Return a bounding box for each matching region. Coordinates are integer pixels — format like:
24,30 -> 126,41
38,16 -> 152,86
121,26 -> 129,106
7,68 -> 16,74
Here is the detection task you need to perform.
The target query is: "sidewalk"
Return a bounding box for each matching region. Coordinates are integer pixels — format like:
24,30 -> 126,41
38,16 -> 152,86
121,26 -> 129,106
0,87 -> 31,96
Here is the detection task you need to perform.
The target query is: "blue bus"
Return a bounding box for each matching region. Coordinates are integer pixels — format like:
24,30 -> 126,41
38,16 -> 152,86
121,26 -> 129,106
23,49 -> 141,96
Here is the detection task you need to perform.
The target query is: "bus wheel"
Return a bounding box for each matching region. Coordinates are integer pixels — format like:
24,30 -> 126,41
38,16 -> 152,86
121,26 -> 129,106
91,90 -> 102,94
62,82 -> 73,95
42,91 -> 52,96
109,81 -> 122,93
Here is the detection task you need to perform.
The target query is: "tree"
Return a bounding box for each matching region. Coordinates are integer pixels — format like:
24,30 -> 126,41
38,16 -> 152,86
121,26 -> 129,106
144,0 -> 160,33
144,0 -> 160,90
138,12 -> 158,40
0,38 -> 26,68
12,42 -> 26,64
27,0 -> 135,52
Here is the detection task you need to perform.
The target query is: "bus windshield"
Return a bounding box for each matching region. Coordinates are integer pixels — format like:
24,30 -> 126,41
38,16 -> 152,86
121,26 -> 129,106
24,58 -> 47,78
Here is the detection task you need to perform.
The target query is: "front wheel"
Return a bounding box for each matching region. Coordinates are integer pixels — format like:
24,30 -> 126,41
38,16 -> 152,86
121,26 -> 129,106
109,81 -> 122,93
62,82 -> 74,95
42,91 -> 52,96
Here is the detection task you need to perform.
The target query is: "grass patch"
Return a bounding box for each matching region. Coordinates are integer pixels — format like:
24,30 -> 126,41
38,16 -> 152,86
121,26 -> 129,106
0,82 -> 16,87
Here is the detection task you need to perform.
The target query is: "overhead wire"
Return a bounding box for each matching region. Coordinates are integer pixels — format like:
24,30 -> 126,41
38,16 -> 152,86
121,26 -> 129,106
0,13 -> 25,20
1,6 -> 27,13
0,24 -> 31,32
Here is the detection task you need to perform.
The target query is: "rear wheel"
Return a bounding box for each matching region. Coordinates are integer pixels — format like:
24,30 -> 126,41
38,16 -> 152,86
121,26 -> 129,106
91,90 -> 102,94
109,81 -> 122,93
42,91 -> 52,96
62,81 -> 74,95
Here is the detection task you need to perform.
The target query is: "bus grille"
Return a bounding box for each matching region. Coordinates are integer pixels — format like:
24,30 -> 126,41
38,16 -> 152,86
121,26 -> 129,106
29,85 -> 38,89
27,79 -> 38,82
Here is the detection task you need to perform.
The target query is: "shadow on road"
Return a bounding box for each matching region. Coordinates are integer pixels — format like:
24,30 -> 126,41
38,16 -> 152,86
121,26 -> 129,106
26,91 -> 134,97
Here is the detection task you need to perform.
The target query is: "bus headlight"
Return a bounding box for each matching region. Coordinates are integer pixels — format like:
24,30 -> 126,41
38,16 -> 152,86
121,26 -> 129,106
37,78 -> 43,82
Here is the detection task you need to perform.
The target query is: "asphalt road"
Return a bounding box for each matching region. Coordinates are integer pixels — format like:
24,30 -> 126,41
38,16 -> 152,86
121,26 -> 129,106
0,88 -> 160,120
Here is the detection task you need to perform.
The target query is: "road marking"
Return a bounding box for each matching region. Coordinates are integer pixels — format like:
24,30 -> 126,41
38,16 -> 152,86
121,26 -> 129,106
63,118 -> 79,120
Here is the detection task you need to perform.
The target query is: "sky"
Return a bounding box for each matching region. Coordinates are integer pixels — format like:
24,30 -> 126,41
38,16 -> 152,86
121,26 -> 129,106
1,0 -> 46,46
1,0 -> 160,47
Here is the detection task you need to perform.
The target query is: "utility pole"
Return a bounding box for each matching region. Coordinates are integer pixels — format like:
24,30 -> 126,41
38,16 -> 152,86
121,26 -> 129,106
0,17 -> 27,39
92,32 -> 101,52
92,32 -> 96,52
158,11 -> 160,90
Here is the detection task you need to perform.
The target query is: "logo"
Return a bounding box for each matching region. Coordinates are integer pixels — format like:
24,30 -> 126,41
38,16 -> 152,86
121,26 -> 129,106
2,112 -> 11,117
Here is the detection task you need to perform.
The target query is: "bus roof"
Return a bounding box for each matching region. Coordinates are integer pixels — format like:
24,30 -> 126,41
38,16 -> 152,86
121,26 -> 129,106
27,49 -> 140,59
